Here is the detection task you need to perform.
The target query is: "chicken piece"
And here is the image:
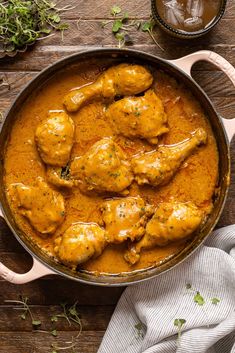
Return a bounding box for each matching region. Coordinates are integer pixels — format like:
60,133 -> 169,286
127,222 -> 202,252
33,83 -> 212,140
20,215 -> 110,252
101,196 -> 154,244
125,201 -> 203,264
105,90 -> 169,144
46,165 -> 74,189
35,111 -> 75,167
131,128 -> 207,187
54,222 -> 107,268
70,137 -> 133,194
8,177 -> 65,235
63,64 -> 153,112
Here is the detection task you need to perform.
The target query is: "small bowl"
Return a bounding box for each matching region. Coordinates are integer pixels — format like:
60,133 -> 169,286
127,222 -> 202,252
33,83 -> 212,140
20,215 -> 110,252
151,0 -> 227,39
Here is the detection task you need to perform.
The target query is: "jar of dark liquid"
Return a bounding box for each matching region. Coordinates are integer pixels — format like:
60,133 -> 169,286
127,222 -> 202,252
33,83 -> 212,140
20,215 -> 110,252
152,0 -> 227,38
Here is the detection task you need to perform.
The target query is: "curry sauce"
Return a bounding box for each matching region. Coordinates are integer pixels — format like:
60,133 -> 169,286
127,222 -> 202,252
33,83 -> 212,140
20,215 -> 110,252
4,62 -> 219,274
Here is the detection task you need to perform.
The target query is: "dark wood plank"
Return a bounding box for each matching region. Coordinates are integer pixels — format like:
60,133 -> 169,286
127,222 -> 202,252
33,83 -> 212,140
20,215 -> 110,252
0,331 -> 104,353
0,44 -> 234,72
0,305 -> 113,331
0,278 -> 124,306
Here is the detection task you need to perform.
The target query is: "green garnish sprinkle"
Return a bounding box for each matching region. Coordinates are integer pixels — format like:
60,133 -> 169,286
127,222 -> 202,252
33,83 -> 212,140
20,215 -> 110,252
174,318 -> 186,340
211,297 -> 220,305
111,5 -> 121,16
194,291 -> 205,306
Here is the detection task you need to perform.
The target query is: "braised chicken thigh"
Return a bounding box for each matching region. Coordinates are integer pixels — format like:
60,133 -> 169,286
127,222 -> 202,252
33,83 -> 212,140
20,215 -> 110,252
35,111 -> 75,167
54,222 -> 107,268
70,137 -> 133,194
132,128 -> 207,187
63,64 -> 153,112
106,90 -> 168,144
8,177 -> 65,235
125,201 -> 203,264
46,165 -> 74,189
101,196 -> 154,244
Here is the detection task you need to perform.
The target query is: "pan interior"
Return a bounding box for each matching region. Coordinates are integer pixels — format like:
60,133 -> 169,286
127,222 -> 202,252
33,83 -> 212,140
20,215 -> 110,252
0,49 -> 230,286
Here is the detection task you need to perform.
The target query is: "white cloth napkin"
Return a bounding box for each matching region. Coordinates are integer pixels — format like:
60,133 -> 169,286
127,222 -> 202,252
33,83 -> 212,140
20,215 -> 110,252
98,225 -> 235,353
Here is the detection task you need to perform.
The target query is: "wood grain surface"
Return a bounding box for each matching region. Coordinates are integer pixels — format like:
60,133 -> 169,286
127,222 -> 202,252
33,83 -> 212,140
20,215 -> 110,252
0,0 -> 234,352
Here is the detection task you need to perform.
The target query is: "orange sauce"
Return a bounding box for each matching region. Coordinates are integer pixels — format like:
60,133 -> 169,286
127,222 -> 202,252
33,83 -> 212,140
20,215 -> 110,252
3,62 -> 219,274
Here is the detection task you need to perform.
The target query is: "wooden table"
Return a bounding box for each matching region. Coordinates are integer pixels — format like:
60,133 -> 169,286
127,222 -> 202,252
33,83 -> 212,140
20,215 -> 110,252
0,1 -> 234,352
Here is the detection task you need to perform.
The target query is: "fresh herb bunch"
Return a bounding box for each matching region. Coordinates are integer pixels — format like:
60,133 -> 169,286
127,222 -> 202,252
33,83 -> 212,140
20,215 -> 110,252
0,0 -> 70,53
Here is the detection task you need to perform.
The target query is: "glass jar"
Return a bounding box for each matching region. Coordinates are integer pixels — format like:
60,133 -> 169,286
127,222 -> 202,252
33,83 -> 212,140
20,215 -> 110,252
151,0 -> 227,39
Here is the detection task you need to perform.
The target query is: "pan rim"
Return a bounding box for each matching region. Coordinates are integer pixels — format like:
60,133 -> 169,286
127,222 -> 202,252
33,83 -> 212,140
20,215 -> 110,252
0,48 -> 230,286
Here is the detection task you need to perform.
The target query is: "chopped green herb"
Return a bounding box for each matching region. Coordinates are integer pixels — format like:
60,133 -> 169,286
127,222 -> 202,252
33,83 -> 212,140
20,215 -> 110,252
135,322 -> 144,339
102,6 -> 136,48
186,283 -> 192,290
51,329 -> 58,337
211,297 -> 220,305
112,19 -> 123,33
111,5 -> 122,16
32,320 -> 41,327
123,12 -> 129,21
51,315 -> 58,323
142,21 -> 154,32
115,32 -> 133,48
174,318 -> 186,340
20,313 -> 27,320
194,292 -> 205,306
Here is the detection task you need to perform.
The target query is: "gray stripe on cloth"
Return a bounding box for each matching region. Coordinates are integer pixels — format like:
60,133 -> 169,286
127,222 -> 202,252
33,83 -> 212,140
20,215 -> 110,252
98,225 -> 235,353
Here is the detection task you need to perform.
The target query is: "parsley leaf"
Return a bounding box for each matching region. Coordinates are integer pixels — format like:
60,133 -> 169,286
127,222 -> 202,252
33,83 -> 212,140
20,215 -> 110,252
112,19 -> 123,33
51,315 -> 58,323
135,322 -> 144,339
111,5 -> 121,16
142,21 -> 154,32
141,20 -> 164,51
194,292 -> 205,306
123,12 -> 129,21
51,329 -> 58,337
211,297 -> 220,305
32,320 -> 41,327
174,318 -> 186,340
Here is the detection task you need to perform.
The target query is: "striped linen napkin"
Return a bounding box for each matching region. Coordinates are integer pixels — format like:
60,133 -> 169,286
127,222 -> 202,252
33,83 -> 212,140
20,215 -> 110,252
98,225 -> 235,353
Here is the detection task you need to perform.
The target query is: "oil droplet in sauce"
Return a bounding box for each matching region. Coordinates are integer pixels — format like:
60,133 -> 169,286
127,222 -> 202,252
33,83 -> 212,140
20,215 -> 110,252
156,0 -> 221,32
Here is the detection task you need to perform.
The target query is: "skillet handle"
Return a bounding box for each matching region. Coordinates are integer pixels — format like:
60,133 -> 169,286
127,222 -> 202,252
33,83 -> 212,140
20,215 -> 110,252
0,209 -> 55,284
0,257 -> 55,284
170,50 -> 235,142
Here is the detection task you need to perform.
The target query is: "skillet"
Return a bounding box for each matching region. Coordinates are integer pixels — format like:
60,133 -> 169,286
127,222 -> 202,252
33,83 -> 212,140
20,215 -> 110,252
0,49 -> 234,286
